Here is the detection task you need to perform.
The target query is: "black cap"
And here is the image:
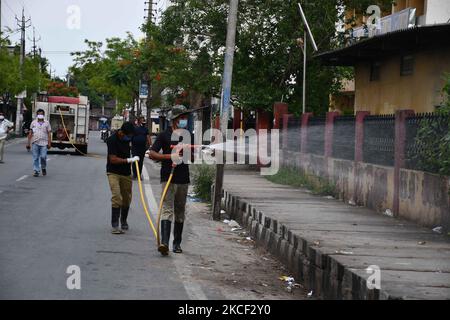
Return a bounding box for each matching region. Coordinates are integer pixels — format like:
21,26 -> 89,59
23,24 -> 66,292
121,122 -> 135,135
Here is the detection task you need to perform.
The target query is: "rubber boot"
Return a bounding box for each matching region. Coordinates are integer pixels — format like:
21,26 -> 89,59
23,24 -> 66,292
111,207 -> 123,234
158,220 -> 171,256
121,207 -> 130,230
173,222 -> 184,253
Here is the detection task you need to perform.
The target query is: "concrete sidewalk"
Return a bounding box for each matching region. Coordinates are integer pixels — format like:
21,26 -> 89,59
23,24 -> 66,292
222,167 -> 450,300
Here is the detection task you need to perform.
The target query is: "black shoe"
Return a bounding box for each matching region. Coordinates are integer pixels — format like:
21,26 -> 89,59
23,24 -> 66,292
111,207 -> 121,229
33,171 -> 39,177
121,207 -> 130,231
173,222 -> 184,253
42,169 -> 47,176
158,220 -> 171,256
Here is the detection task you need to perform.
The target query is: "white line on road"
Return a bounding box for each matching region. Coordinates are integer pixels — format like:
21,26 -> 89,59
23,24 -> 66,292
141,165 -> 159,217
141,163 -> 208,300
16,175 -> 29,182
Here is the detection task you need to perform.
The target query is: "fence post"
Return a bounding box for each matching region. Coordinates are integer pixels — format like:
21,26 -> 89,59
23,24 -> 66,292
256,109 -> 271,167
324,111 -> 340,158
213,115 -> 221,129
393,109 -> 415,217
300,112 -> 313,153
233,107 -> 242,131
355,111 -> 370,162
273,102 -> 289,129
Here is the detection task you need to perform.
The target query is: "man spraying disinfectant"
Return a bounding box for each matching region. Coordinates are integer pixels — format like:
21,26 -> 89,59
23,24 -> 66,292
147,105 -> 192,256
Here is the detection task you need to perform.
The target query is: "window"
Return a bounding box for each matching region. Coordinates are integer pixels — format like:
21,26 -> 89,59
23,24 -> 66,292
401,55 -> 415,76
370,61 -> 381,81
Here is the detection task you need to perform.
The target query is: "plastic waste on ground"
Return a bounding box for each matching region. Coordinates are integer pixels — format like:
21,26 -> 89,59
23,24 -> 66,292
384,209 -> 394,217
432,226 -> 443,234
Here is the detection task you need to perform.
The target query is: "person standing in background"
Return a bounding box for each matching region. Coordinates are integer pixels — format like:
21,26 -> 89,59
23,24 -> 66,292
26,109 -> 52,177
132,116 -> 151,180
0,112 -> 14,163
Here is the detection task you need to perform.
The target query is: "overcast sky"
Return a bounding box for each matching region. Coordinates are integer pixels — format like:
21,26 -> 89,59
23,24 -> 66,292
1,0 -> 170,78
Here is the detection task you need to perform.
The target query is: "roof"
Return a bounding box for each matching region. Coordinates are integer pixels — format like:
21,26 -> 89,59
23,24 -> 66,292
316,24 -> 450,66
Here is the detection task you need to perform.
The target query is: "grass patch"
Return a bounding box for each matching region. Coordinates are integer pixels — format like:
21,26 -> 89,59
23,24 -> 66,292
192,164 -> 216,203
266,167 -> 337,197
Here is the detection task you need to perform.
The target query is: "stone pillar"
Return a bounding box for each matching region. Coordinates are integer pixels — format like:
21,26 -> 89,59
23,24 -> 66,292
233,107 -> 242,131
324,111 -> 340,158
393,109 -> 415,217
355,111 -> 370,162
300,113 -> 313,154
273,102 -> 289,129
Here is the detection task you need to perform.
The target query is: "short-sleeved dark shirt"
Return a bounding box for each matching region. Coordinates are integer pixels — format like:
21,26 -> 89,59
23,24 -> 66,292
132,125 -> 149,149
106,133 -> 132,176
151,127 -> 190,184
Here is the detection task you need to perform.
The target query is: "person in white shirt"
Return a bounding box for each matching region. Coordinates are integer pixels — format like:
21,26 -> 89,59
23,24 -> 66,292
26,109 -> 52,177
0,112 -> 14,163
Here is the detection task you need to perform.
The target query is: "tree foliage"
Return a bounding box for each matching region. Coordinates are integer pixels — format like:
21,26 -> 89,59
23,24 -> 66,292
411,75 -> 450,176
68,0 -> 395,116
0,40 -> 49,116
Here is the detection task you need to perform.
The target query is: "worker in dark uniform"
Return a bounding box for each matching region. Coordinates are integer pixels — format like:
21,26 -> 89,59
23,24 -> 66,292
132,116 -> 151,180
148,105 -> 191,256
106,122 -> 139,234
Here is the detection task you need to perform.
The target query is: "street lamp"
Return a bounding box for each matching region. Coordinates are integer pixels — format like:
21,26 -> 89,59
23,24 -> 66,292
297,3 -> 319,114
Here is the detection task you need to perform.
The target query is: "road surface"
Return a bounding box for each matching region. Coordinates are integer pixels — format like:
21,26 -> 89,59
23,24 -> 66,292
0,132 -> 307,300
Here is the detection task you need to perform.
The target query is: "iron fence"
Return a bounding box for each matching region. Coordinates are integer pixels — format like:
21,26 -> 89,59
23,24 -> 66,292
286,117 -> 301,152
363,114 -> 395,167
332,116 -> 356,161
306,117 -> 326,156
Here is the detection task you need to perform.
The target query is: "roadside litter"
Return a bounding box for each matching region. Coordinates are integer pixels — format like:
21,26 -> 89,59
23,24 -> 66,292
279,276 -> 301,293
384,209 -> 394,217
335,250 -> 353,255
432,226 -> 443,234
223,219 -> 241,228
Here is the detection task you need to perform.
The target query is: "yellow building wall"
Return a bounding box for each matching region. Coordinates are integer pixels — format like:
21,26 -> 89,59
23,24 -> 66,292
393,0 -> 425,15
354,47 -> 450,114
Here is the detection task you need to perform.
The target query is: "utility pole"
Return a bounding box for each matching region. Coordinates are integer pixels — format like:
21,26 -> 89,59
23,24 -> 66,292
28,27 -> 41,59
297,3 -> 318,114
144,1 -> 157,133
212,0 -> 239,221
15,8 -> 31,135
0,0 -> 3,41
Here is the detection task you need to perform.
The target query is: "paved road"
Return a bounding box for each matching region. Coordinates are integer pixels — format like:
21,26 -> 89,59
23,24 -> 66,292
0,132 -> 192,300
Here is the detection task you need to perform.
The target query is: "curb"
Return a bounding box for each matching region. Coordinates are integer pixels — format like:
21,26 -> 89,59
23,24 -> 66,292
223,189 -> 399,300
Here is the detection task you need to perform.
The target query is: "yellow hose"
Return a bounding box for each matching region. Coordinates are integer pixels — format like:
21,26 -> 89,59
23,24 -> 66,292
60,109 -> 169,250
135,161 -> 158,239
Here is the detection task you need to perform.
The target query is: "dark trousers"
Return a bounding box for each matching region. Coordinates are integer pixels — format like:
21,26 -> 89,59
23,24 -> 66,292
132,147 -> 146,178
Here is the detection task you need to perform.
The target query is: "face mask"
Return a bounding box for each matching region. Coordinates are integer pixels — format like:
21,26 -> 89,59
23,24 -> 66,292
0,116 -> 4,121
178,119 -> 188,129
37,115 -> 45,120
122,135 -> 132,142
141,122 -> 147,126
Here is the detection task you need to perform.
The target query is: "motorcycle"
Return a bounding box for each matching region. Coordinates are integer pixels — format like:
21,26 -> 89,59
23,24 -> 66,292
101,129 -> 109,142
